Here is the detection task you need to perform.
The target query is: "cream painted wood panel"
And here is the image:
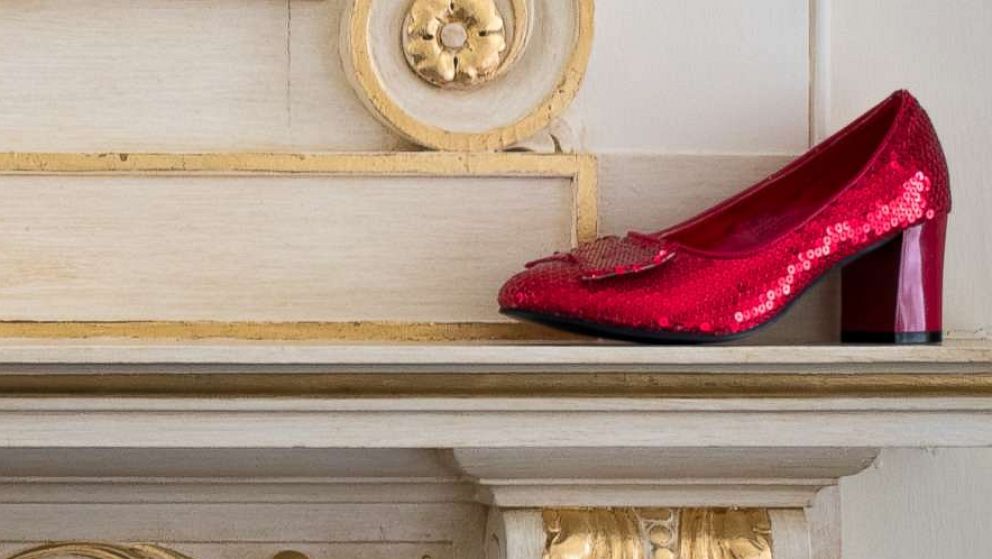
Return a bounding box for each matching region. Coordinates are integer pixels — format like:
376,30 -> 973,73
840,449 -> 992,559
0,1 -> 403,152
3,409 -> 988,448
288,0 -> 411,151
573,0 -> 810,153
807,486 -> 841,559
825,0 -> 992,338
0,0 -> 810,154
0,1 -> 297,151
0,448 -> 458,479
0,339 -> 987,370
483,484 -> 823,509
599,156 -> 796,234
454,448 -> 878,481
0,503 -> 486,541
0,175 -> 570,322
769,511 -> 813,559
0,482 -> 475,505
0,503 -> 487,559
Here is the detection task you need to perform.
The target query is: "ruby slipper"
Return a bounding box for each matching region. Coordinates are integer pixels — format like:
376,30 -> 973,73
498,90 -> 951,344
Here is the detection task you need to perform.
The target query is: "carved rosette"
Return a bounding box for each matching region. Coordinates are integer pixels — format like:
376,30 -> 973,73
403,0 -> 508,87
342,0 -> 594,151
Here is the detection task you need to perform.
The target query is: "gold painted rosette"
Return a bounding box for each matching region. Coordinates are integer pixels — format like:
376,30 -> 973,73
342,0 -> 594,151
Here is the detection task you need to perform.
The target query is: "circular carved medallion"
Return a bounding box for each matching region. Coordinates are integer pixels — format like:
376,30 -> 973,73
341,0 -> 595,151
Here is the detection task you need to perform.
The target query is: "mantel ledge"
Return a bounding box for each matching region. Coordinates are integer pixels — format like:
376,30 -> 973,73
0,338 -> 988,370
0,339 -> 987,450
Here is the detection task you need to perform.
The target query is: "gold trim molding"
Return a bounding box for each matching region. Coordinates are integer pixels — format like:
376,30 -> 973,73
543,509 -> 772,559
0,151 -> 596,342
0,320 -> 577,342
0,151 -> 597,245
1,373 -> 989,398
6,544 -> 192,559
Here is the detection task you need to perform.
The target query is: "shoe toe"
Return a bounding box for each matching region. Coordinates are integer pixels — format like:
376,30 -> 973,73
498,260 -> 587,316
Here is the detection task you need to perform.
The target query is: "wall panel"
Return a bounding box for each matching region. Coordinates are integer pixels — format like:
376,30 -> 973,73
0,173 -> 571,323
575,0 -> 810,153
826,0 -> 992,337
0,1 -> 296,151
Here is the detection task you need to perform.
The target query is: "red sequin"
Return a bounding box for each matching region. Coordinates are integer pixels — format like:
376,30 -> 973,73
498,91 -> 951,339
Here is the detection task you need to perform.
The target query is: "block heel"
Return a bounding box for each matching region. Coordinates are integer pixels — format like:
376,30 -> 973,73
841,212 -> 947,344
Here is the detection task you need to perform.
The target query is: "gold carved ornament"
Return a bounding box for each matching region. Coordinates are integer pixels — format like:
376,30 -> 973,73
5,544 -> 192,559
345,0 -> 594,151
543,509 -> 772,559
4,545 -> 311,559
403,0 -> 529,88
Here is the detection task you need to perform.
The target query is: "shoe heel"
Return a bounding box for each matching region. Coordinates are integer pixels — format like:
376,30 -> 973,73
841,213 -> 947,344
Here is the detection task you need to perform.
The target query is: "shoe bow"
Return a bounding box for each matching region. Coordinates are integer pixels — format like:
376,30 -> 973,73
526,232 -> 676,281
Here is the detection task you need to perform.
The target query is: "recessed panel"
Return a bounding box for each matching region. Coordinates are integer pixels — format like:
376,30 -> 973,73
0,174 -> 571,323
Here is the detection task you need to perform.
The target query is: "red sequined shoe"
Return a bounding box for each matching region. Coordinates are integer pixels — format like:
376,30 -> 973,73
499,91 -> 951,344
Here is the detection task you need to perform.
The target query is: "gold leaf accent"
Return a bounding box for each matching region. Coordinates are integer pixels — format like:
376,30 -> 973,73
6,544 -> 193,559
543,509 -> 644,559
348,0 -> 594,150
679,509 -> 773,559
0,150 -> 598,342
403,0 -> 508,88
542,509 -> 774,559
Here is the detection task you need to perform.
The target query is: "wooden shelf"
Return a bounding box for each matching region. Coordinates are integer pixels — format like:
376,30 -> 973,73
0,339 -> 988,554
0,338 -> 989,370
0,338 -> 987,452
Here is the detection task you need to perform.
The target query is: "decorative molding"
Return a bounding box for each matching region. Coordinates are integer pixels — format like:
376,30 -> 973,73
541,509 -> 772,559
0,151 -> 597,246
403,0 -> 529,88
640,508 -> 679,559
456,447 -> 879,509
0,339 -> 984,366
678,509 -> 772,559
0,507 -> 784,559
343,0 -> 594,151
6,544 -> 192,559
543,509 -> 643,559
0,512 -> 770,559
0,321 -> 576,343
0,151 -> 596,342
0,372 -> 988,398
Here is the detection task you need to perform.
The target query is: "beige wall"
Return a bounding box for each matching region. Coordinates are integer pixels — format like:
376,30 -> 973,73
826,2 -> 992,556
0,1 -> 985,338
0,3 -> 989,557
841,448 -> 992,558
825,0 -> 992,338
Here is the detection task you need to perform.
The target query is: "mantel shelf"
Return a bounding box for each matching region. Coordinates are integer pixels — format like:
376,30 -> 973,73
0,338 -> 989,513
0,338 -> 988,452
0,338 -> 989,370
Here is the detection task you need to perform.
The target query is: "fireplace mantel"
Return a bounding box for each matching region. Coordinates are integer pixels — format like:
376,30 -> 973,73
1,0 -> 990,556
0,340 -> 989,559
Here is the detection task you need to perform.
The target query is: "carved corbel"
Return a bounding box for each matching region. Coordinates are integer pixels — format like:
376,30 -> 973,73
488,508 -> 774,559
